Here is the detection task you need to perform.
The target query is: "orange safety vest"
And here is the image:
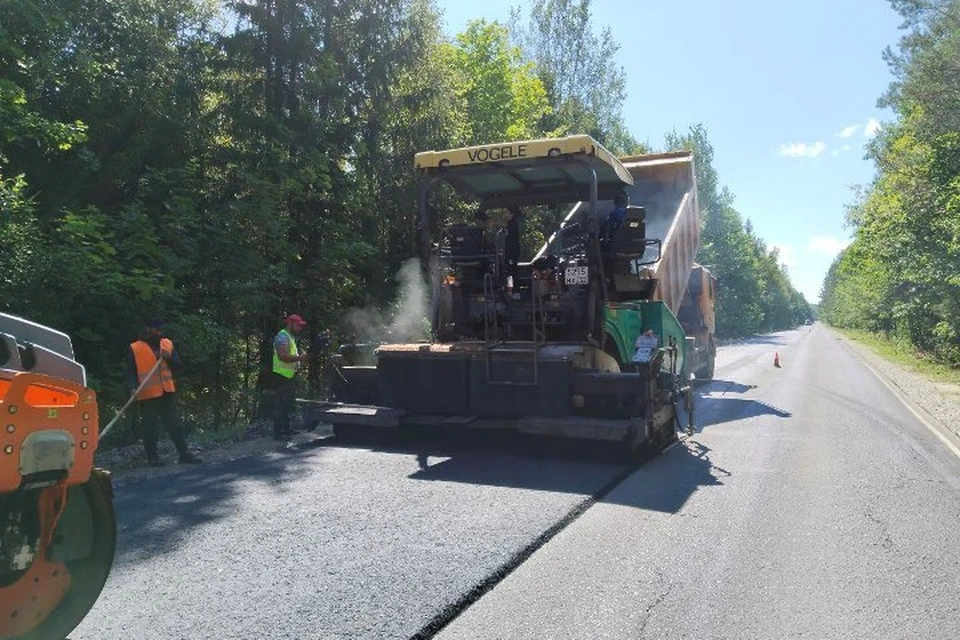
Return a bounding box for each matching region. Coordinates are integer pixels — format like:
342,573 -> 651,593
130,339 -> 176,400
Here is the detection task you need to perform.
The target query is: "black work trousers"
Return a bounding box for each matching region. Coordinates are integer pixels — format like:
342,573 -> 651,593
138,392 -> 189,460
272,373 -> 297,437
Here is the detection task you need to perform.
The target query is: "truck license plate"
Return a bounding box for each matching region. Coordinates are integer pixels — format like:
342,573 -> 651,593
564,266 -> 589,285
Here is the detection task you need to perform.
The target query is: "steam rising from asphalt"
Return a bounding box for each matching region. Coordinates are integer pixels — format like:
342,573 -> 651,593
344,258 -> 430,344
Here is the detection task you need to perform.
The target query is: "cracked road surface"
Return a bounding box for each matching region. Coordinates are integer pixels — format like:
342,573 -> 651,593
72,325 -> 960,639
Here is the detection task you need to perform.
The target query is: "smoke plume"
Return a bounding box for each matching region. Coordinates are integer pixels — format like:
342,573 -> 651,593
344,258 -> 430,344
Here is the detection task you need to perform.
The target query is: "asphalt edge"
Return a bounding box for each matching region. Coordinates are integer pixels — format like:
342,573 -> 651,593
833,329 -> 960,460
409,460 -> 643,639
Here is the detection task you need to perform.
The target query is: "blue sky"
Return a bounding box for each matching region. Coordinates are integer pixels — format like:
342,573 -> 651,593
435,0 -> 904,302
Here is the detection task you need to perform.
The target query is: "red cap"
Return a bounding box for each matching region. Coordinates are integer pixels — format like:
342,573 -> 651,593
285,314 -> 307,328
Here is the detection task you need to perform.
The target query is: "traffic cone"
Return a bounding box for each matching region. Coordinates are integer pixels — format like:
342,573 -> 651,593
774,352 -> 781,368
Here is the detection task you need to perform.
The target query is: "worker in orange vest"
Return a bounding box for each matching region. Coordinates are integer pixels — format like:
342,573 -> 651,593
127,319 -> 202,466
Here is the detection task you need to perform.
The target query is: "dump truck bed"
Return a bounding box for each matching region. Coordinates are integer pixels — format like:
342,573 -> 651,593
620,152 -> 700,317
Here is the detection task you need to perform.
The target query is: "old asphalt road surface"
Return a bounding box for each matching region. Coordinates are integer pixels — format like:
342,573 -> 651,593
72,325 -> 960,639
437,325 -> 960,639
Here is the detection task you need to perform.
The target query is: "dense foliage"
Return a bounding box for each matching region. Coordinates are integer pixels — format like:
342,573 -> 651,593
0,0 -> 807,435
820,0 -> 960,367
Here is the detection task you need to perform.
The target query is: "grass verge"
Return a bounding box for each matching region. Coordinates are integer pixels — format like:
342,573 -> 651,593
834,327 -> 960,387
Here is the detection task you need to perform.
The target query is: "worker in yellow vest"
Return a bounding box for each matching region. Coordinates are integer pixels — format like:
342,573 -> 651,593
127,319 -> 202,466
272,314 -> 310,440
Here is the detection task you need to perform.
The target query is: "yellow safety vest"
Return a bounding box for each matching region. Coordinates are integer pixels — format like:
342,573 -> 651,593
272,329 -> 299,379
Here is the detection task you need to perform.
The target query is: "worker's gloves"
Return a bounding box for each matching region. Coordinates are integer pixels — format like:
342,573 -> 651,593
160,338 -> 174,360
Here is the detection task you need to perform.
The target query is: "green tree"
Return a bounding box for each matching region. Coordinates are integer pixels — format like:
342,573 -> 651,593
446,20 -> 550,144
822,0 -> 960,365
511,0 -> 638,153
2,0 -> 235,429
331,0 -> 468,303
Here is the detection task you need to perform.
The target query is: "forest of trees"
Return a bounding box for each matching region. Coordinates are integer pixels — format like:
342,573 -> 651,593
820,0 -> 960,367
0,0 -> 809,436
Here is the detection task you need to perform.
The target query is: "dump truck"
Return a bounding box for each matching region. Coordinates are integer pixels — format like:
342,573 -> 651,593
310,135 -> 715,455
679,263 -> 717,380
1,313 -> 116,640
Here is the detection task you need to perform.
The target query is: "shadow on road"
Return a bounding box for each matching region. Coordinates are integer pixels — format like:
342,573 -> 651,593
407,445 -> 626,495
107,430 -> 735,574
695,395 -> 791,430
110,447 -> 318,569
689,377 -> 791,432
109,406 -> 751,569
693,379 -> 757,394
402,436 -> 730,513
110,432 -> 633,570
319,428 -> 633,486
311,427 -> 633,465
600,439 -> 730,513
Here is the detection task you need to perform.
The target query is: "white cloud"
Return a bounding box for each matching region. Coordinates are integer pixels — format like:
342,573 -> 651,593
838,124 -> 860,138
864,118 -> 881,137
832,143 -> 854,157
779,141 -> 826,158
771,244 -> 796,267
809,236 -> 851,256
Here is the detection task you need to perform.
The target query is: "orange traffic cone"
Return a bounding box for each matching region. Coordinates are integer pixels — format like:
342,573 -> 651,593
774,352 -> 781,368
